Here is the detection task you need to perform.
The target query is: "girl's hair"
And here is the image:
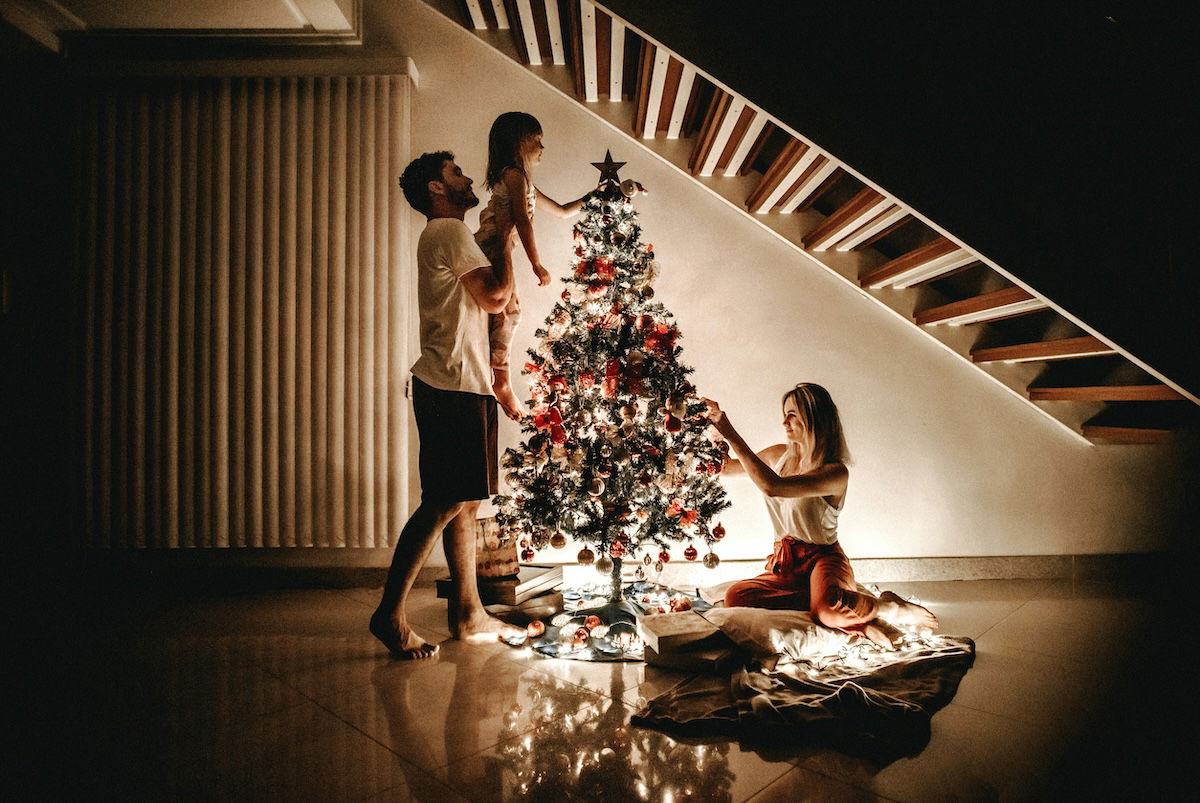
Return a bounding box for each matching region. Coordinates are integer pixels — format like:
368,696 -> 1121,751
486,111 -> 543,188
781,383 -> 851,469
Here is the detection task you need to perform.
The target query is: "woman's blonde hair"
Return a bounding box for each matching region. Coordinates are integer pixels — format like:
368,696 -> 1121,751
781,383 -> 851,469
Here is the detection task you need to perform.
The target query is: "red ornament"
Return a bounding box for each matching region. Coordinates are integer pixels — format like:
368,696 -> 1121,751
608,541 -> 626,558
584,615 -> 602,630
579,371 -> 596,389
575,259 -> 593,278
521,547 -> 536,562
679,509 -> 698,526
526,619 -> 545,638
596,259 -> 615,281
683,545 -> 699,561
587,279 -> 609,297
664,413 -> 683,433
573,627 -> 591,646
603,359 -> 621,399
658,550 -> 671,564
625,359 -> 645,396
666,498 -> 685,518
712,523 -> 726,540
550,424 -> 568,444
637,471 -> 652,487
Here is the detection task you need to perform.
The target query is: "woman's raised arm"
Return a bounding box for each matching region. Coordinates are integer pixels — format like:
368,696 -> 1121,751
703,398 -> 847,499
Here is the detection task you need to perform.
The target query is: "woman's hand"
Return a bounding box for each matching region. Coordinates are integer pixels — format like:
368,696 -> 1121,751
701,397 -> 733,437
532,263 -> 551,286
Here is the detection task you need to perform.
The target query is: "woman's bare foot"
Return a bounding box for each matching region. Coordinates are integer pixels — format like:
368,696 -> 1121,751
859,619 -> 902,650
451,607 -> 526,643
879,590 -> 939,630
370,610 -> 440,660
492,381 -> 523,422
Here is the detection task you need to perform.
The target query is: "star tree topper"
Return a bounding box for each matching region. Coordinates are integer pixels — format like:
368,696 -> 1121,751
591,149 -> 626,186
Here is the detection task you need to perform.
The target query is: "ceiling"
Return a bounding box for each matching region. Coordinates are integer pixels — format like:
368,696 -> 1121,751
0,0 -> 358,50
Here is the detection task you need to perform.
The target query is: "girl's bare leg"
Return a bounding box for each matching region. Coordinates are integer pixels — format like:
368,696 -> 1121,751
491,368 -> 522,421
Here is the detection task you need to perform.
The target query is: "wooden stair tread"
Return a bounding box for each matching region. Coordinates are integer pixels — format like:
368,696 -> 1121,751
971,336 -> 1116,363
1029,385 -> 1185,402
860,236 -> 976,289
1080,424 -> 1172,444
916,286 -> 1047,326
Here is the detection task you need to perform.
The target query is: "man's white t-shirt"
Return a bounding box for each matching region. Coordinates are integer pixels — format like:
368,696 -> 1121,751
410,217 -> 495,397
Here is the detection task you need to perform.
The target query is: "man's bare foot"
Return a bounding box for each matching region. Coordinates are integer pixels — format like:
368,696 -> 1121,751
451,608 -> 526,643
879,590 -> 939,630
370,611 -> 440,660
492,382 -> 523,422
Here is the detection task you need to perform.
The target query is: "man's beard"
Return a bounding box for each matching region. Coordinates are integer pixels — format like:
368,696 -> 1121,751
447,186 -> 479,210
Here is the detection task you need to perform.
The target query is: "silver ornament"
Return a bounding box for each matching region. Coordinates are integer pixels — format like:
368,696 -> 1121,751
595,554 -> 614,576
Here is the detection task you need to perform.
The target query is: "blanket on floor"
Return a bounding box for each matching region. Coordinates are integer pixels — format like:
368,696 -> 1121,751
632,607 -> 975,761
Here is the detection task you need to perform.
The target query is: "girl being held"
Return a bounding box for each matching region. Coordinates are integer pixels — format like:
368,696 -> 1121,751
476,111 -> 585,420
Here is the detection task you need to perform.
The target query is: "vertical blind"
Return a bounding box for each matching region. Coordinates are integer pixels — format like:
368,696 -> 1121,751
78,74 -> 412,548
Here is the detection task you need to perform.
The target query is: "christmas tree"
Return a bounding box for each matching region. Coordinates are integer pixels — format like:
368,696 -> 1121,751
494,152 -> 731,601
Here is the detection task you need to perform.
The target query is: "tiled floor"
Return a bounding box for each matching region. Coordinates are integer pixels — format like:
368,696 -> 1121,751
17,576 -> 1191,801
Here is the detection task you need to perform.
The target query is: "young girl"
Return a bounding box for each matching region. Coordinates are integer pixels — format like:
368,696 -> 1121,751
475,112 -> 585,420
703,383 -> 939,650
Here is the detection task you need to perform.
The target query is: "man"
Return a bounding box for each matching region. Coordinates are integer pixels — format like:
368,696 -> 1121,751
371,151 -> 524,658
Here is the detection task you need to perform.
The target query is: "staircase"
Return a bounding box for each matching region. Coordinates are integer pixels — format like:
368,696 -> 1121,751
441,0 -> 1197,444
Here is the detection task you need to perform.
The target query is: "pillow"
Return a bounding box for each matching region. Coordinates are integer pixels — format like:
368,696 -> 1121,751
702,607 -> 851,663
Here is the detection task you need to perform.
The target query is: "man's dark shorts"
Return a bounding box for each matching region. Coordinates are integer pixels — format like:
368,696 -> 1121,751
412,376 -> 498,502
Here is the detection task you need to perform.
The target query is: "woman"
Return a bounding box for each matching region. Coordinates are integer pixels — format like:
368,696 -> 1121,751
704,384 -> 937,649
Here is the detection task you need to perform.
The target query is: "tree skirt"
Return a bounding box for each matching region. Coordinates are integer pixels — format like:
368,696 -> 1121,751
632,611 -> 975,762
501,581 -> 712,662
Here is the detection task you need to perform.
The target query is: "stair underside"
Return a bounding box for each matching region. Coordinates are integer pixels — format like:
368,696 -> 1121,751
437,0 -> 1196,445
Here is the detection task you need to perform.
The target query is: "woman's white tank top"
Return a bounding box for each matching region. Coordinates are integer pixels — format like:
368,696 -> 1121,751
763,451 -> 842,545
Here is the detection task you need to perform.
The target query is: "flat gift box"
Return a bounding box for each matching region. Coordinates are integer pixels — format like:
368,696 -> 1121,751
437,563 -> 563,606
642,629 -> 739,674
636,609 -> 720,653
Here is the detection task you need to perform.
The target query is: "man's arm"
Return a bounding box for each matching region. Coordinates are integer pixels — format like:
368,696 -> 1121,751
459,248 -> 514,314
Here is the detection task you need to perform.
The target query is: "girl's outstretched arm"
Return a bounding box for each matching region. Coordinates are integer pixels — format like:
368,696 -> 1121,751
535,188 -> 586,219
703,398 -> 847,499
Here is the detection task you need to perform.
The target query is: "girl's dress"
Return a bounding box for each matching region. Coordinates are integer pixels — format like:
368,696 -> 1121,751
475,170 -> 537,373
724,452 -> 879,631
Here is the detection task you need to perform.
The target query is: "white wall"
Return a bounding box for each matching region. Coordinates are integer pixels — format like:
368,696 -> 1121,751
373,0 -> 1194,564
